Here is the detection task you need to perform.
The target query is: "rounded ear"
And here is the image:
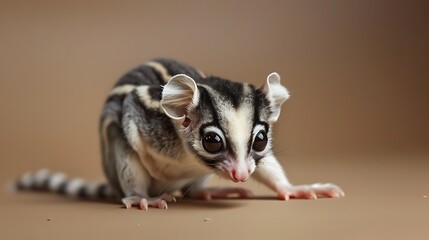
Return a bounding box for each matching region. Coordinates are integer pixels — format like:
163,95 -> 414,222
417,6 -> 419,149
263,72 -> 290,122
161,74 -> 200,120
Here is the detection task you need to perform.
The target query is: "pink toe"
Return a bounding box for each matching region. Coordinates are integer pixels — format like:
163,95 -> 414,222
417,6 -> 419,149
139,199 -> 148,210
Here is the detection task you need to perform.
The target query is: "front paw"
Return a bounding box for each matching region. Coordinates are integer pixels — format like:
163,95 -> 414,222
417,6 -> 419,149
278,183 -> 345,201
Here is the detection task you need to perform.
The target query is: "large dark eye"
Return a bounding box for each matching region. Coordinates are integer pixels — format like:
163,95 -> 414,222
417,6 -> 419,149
253,130 -> 268,152
202,132 -> 223,153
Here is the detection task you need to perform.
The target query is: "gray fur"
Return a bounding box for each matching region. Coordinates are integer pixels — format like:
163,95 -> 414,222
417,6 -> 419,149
100,59 -> 280,198
122,90 -> 183,158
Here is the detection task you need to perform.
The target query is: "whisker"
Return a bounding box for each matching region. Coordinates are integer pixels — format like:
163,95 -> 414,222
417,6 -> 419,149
179,174 -> 214,201
156,185 -> 168,197
176,177 -> 200,201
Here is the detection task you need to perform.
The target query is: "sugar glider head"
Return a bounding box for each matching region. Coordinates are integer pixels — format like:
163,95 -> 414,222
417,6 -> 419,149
161,73 -> 289,182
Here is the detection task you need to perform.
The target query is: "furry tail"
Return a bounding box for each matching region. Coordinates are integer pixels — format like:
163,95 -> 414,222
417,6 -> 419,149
13,169 -> 117,200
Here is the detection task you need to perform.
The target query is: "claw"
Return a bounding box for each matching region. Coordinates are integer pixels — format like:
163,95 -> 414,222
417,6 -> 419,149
157,200 -> 167,209
121,194 -> 176,210
308,191 -> 317,200
159,193 -> 176,203
278,183 -> 344,200
311,183 -> 344,198
279,192 -> 290,201
139,199 -> 148,210
122,196 -> 140,209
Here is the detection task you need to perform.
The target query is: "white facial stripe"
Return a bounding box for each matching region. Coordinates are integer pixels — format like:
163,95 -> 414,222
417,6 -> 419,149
198,84 -> 254,161
145,61 -> 172,82
108,84 -> 136,97
226,84 -> 254,161
224,104 -> 253,161
135,86 -> 161,110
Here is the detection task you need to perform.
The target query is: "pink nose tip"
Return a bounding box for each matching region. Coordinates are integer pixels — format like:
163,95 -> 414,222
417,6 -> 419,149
231,169 -> 249,182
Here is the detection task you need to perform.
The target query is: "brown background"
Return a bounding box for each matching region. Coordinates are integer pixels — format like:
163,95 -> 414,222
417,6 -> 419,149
0,0 -> 428,239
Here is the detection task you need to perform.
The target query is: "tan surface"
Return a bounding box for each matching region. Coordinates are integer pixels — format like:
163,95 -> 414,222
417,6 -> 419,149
0,1 -> 428,239
2,155 -> 429,240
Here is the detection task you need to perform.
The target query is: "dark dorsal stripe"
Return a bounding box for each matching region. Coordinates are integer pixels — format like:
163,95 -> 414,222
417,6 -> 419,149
198,77 -> 244,109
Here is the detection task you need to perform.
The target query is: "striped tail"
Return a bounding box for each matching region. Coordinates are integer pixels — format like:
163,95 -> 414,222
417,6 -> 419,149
13,169 -> 117,200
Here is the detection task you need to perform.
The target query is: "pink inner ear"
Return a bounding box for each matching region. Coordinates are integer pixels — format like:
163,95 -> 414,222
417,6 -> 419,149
182,117 -> 191,127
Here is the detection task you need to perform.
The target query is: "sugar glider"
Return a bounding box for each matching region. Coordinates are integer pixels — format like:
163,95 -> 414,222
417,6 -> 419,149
15,59 -> 344,210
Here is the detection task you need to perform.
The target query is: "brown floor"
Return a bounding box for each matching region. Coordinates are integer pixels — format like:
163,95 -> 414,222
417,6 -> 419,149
1,153 -> 428,240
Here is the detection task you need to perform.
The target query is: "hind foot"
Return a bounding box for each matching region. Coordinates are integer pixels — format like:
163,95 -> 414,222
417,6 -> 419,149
121,193 -> 176,210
